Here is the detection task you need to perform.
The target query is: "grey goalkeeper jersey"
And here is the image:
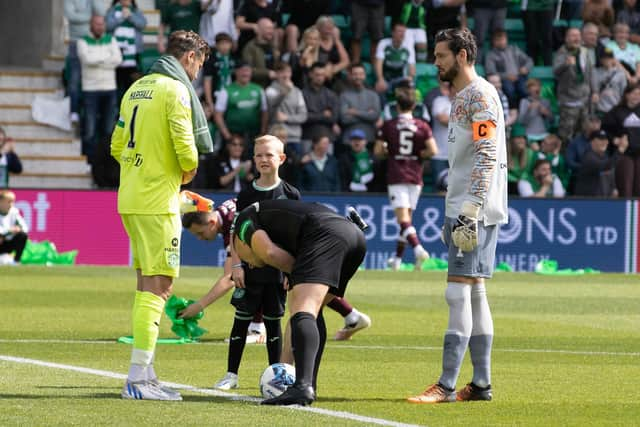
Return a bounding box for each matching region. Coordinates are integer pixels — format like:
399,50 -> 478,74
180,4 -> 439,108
446,77 -> 508,225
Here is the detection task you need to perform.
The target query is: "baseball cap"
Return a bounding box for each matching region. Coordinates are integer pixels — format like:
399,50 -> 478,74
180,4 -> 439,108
349,129 -> 366,140
589,129 -> 608,140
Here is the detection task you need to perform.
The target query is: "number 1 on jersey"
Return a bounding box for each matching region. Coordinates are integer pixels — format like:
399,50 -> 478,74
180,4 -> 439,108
127,105 -> 139,149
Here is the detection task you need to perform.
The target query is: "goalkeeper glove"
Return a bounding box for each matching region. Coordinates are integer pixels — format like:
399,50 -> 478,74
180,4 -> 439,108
451,200 -> 481,252
180,190 -> 214,214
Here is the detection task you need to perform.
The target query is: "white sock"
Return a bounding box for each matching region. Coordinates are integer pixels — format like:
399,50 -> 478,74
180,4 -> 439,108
438,283 -> 472,390
344,308 -> 360,325
470,283 -> 494,388
127,363 -> 147,382
248,321 -> 265,335
414,245 -> 429,259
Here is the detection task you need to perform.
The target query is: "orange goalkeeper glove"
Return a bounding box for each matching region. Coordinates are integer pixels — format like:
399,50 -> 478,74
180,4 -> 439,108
180,190 -> 214,213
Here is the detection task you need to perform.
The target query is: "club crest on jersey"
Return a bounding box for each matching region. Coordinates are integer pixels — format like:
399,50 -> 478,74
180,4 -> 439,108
166,251 -> 179,268
179,93 -> 190,108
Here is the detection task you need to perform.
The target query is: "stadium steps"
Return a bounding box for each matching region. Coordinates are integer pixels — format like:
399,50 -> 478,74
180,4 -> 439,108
0,88 -> 59,104
0,105 -> 31,122
0,68 -> 91,189
42,55 -> 65,72
0,121 -> 73,139
19,155 -> 88,174
10,172 -> 93,189
12,137 -> 80,157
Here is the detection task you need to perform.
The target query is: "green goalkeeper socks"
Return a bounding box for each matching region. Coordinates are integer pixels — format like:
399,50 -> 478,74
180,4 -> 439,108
131,291 -> 165,366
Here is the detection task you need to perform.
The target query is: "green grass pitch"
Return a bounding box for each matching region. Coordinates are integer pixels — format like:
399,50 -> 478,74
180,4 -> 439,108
1,266 -> 639,426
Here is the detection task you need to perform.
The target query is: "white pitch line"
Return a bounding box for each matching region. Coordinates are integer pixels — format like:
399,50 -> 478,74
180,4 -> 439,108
0,355 -> 422,427
1,339 -> 638,357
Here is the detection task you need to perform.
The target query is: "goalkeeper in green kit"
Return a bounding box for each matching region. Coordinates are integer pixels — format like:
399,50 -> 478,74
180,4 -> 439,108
111,30 -> 211,401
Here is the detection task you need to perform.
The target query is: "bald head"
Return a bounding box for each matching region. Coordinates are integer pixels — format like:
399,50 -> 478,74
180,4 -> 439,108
256,17 -> 275,42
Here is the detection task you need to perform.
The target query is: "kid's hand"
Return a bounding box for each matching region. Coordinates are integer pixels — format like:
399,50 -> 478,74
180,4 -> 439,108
178,302 -> 203,319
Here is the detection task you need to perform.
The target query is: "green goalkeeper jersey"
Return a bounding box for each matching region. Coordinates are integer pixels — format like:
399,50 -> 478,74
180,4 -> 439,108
111,73 -> 198,215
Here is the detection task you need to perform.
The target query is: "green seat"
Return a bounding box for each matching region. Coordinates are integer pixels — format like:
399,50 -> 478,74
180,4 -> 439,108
530,66 -> 554,81
362,61 -> 375,86
475,64 -> 485,76
415,63 -> 439,99
332,14 -> 350,31
384,16 -> 392,37
416,63 -> 438,78
139,50 -> 161,73
553,19 -> 569,28
505,18 -> 524,33
569,19 -> 583,29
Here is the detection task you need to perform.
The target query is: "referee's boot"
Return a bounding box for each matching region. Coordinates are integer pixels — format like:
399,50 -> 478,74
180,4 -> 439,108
261,382 -> 315,406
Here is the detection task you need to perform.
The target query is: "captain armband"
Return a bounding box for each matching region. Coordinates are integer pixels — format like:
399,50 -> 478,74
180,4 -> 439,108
472,120 -> 496,142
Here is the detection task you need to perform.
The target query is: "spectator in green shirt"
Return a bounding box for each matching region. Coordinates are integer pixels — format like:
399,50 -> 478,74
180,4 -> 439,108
158,0 -> 210,53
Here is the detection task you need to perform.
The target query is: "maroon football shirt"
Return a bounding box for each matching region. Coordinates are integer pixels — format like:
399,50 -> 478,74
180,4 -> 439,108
217,198 -> 237,249
378,115 -> 433,185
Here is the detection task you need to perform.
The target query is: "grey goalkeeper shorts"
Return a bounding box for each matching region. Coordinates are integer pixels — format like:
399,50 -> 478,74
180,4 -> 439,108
443,216 -> 499,279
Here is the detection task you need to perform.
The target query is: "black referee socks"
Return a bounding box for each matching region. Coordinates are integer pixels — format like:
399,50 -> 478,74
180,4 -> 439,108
290,311 -> 320,388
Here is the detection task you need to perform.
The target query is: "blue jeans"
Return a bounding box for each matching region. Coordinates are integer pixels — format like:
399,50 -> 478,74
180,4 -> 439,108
67,42 -> 82,115
82,90 -> 117,164
501,75 -> 528,106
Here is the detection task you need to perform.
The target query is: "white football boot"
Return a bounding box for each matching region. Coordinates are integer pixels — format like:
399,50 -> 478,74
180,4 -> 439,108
121,380 -> 182,401
213,372 -> 239,390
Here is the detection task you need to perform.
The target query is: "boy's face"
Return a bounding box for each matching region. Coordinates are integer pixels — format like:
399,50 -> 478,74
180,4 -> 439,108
216,39 -> 232,55
253,141 -> 285,176
527,83 -> 541,97
0,193 -> 15,215
590,137 -> 609,154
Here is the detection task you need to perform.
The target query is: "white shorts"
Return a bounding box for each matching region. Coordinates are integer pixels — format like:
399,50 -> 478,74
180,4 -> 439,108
388,184 -> 422,210
405,28 -> 427,46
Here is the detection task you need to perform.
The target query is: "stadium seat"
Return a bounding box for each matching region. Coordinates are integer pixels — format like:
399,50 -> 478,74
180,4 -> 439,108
139,50 -> 160,73
416,63 -> 438,78
332,14 -> 350,32
475,64 -> 485,76
505,18 -> 524,33
569,19 -> 583,29
415,63 -> 439,98
530,66 -> 554,81
362,61 -> 375,86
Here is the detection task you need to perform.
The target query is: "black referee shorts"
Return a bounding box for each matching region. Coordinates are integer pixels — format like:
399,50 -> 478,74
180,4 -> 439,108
289,215 -> 366,297
230,265 -> 286,318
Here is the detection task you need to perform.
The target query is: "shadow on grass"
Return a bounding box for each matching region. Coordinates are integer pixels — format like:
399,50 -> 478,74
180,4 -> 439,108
37,385 -> 110,390
0,393 -> 116,400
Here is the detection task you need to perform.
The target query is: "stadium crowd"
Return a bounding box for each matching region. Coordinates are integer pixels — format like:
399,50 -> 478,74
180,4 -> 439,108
62,0 -> 640,198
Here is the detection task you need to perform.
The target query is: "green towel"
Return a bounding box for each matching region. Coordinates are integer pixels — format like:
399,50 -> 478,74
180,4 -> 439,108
149,55 -> 213,154
494,262 -> 513,272
534,259 -> 600,275
164,295 -> 207,340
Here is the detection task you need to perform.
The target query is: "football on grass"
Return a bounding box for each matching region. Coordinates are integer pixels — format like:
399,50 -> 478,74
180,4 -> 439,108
259,363 -> 296,399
